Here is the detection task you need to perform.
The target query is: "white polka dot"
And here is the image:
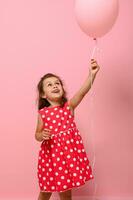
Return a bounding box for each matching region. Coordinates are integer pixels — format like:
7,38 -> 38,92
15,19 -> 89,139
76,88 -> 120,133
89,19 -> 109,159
84,157 -> 87,161
52,153 -> 55,157
65,146 -> 68,150
63,185 -> 67,189
44,186 -> 46,190
47,181 -> 50,185
50,112 -> 54,115
45,110 -> 48,113
56,115 -> 60,118
73,158 -> 76,161
70,164 -> 74,168
61,117 -> 64,120
60,152 -> 63,155
70,139 -> 74,142
42,159 -> 44,163
51,145 -> 54,148
79,176 -> 83,179
82,149 -> 85,152
57,143 -> 61,146
66,140 -> 70,144
40,183 -> 42,186
57,181 -> 61,185
70,149 -> 73,152
67,120 -> 69,124
71,123 -> 74,127
43,177 -> 46,180
50,126 -> 53,129
40,108 -> 44,111
76,166 -> 79,170
67,155 -> 71,159
57,157 -> 60,161
58,122 -> 61,126
63,125 -> 66,129
42,115 -> 45,118
80,159 -> 83,162
76,141 -> 79,144
49,168 -> 52,172
39,165 -> 41,169
55,128 -> 58,132
54,107 -> 58,110
47,117 -> 50,121
42,150 -> 44,154
59,167 -> 62,170
73,173 -> 77,177
39,174 -> 41,178
67,179 -> 71,183
51,186 -> 55,190
61,176 -> 65,179
80,140 -> 83,143
45,123 -> 48,126
53,163 -> 56,166
62,161 -> 66,165
87,166 -> 90,169
78,149 -> 81,153
50,177 -> 54,181
64,112 -> 67,115
52,120 -> 56,123
69,115 -> 72,118
46,163 -> 49,166
55,172 -> 59,176
65,170 -> 68,174
59,110 -> 63,113
76,182 -> 80,186
66,106 -> 70,110
90,174 -> 93,178
42,168 -> 45,172
46,172 -> 49,176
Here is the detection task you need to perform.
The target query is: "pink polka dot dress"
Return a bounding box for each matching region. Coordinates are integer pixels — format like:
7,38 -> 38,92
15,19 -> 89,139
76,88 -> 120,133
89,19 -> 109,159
37,101 -> 94,192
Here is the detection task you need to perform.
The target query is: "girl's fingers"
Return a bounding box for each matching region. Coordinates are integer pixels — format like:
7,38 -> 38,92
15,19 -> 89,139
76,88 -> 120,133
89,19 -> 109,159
43,129 -> 51,134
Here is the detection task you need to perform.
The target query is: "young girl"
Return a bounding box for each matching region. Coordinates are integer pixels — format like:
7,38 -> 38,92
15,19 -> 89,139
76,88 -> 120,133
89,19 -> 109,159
35,59 -> 100,200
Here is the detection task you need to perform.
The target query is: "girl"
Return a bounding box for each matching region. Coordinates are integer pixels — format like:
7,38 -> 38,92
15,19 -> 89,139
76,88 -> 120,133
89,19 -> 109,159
35,59 -> 100,200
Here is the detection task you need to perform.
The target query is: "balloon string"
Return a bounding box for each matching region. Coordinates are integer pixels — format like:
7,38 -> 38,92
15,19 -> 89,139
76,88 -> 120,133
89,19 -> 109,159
89,38 -> 99,200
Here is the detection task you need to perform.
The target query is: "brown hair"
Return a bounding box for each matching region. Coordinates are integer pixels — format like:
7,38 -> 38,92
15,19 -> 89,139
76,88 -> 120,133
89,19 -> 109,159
36,73 -> 67,110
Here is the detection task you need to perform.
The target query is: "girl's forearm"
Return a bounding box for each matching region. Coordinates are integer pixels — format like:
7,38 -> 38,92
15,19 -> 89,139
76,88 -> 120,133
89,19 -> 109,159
35,132 -> 43,142
80,72 -> 97,97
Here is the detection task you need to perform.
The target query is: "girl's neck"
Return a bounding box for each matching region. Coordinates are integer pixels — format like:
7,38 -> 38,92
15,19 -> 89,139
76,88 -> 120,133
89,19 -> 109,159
48,100 -> 62,107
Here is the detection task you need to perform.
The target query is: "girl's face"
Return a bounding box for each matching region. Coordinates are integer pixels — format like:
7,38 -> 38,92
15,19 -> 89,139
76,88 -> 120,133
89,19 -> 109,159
42,77 -> 64,103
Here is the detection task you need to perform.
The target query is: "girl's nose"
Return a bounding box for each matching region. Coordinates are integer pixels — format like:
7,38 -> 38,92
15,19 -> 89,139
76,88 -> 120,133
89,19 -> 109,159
53,84 -> 57,88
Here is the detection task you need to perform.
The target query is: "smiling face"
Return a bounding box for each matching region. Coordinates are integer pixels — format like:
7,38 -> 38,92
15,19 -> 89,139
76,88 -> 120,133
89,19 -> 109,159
42,76 -> 64,104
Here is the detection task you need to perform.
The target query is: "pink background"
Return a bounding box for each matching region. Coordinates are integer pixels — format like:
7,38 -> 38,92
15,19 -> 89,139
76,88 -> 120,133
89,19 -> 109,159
0,0 -> 132,199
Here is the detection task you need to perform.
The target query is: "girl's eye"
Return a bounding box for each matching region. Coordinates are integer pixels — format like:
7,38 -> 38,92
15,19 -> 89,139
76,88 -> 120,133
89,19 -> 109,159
56,82 -> 60,85
47,83 -> 52,87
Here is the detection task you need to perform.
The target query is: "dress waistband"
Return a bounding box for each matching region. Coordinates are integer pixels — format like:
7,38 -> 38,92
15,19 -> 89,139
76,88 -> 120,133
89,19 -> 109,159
51,127 -> 77,139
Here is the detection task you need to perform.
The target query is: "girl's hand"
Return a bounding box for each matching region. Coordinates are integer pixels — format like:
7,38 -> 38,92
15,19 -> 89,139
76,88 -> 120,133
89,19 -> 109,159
40,128 -> 52,140
89,59 -> 100,75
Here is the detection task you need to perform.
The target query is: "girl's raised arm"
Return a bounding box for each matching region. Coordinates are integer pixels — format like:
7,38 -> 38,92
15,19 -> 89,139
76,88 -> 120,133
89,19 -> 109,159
68,59 -> 100,110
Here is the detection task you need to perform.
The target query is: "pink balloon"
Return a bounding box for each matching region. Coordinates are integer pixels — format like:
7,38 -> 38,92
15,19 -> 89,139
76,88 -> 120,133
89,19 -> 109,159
75,0 -> 119,38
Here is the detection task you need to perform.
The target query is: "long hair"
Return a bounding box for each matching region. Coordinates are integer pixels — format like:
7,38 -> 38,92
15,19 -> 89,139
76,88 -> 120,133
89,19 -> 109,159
36,73 -> 67,110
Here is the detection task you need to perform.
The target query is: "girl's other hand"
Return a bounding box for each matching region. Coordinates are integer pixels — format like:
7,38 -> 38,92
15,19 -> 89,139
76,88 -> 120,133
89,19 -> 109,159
41,128 -> 52,140
89,59 -> 100,75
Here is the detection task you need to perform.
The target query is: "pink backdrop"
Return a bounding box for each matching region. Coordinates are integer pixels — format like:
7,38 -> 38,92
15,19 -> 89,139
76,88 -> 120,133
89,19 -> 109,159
0,0 -> 132,199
